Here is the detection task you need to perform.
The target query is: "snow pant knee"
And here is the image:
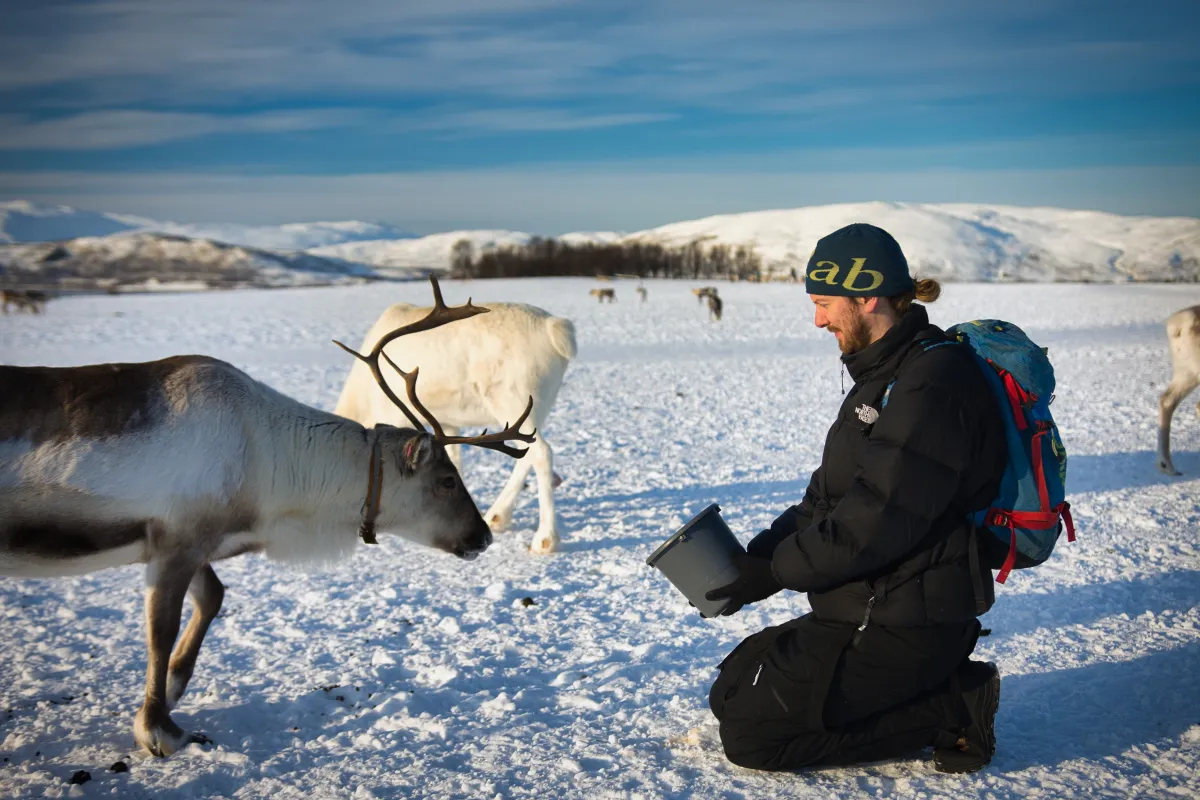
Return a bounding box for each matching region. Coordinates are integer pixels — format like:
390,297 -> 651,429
708,616 -> 981,771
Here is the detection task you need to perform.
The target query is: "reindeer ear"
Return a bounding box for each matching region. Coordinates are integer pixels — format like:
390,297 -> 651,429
402,433 -> 435,473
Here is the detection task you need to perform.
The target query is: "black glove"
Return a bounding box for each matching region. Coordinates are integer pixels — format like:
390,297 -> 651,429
704,552 -> 783,616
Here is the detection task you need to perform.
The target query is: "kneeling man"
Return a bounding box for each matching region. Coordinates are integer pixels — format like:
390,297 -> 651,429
707,223 -> 1007,774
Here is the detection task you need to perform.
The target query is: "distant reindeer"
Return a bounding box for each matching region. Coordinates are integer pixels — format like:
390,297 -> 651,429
0,277 -> 533,757
335,293 -> 576,555
590,288 -> 616,304
636,286 -> 647,304
2,289 -> 47,314
1157,304 -> 1200,475
692,286 -> 717,305
707,290 -> 723,321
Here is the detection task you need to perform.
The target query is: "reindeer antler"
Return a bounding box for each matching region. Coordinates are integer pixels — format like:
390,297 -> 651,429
333,275 -> 537,458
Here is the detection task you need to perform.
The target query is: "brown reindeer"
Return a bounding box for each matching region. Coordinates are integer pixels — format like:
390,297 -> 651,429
589,288 -> 616,304
707,290 -> 723,321
2,289 -> 49,314
0,276 -> 534,757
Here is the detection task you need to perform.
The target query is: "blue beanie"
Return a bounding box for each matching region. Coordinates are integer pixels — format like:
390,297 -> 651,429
804,223 -> 914,297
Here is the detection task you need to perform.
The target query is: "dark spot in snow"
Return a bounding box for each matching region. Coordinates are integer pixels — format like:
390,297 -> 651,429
69,770 -> 90,785
292,727 -> 299,732
521,597 -> 536,607
336,695 -> 345,702
109,760 -> 129,773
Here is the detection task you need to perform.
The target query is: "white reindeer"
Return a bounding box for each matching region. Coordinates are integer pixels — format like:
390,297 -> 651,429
0,278 -> 534,757
335,296 -> 575,555
1157,304 -> 1200,475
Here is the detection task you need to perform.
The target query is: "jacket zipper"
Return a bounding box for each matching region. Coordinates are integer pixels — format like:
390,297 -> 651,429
852,581 -> 889,647
852,595 -> 876,647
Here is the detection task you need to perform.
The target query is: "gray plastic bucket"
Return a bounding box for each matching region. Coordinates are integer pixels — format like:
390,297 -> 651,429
646,503 -> 746,618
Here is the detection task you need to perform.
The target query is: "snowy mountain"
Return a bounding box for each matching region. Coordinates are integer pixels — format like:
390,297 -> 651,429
4,199 -> 1197,284
138,219 -> 416,251
305,202 -> 1199,282
0,200 -> 414,251
0,200 -> 146,243
621,202 -> 1200,282
310,230 -> 538,275
0,232 -> 397,291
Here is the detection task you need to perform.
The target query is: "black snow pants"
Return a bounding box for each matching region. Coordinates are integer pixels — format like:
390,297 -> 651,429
709,613 -> 980,771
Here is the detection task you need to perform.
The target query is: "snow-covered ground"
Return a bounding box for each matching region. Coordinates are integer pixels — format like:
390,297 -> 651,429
1,278 -> 1198,799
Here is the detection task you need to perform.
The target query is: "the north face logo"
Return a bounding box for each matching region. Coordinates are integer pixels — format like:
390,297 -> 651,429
856,404 -> 880,424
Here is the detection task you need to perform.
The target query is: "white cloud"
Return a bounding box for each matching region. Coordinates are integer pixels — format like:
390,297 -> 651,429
2,1 -> 1194,112
0,109 -> 371,150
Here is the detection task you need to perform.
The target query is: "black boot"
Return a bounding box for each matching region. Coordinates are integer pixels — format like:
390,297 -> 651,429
934,660 -> 1000,774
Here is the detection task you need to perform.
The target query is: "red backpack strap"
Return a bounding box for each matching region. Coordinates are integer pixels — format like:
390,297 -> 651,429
996,525 -> 1018,584
1059,502 -> 1076,543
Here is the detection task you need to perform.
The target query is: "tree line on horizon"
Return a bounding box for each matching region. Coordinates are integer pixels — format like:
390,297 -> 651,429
448,237 -> 773,281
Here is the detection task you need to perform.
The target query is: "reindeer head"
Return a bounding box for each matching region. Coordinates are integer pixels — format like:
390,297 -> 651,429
364,428 -> 491,558
333,277 -> 536,559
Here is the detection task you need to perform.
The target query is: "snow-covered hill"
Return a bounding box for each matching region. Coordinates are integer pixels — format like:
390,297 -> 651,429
311,230 -> 538,275
0,232 -> 396,291
140,219 -> 416,252
0,201 -> 414,251
622,202 -> 1200,282
4,199 -> 1198,283
305,202 -> 1200,282
0,200 -> 146,243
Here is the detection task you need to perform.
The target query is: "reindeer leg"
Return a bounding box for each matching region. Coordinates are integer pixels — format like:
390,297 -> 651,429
166,565 -> 224,710
525,435 -> 560,555
485,453 -> 533,532
480,395 -> 543,534
135,554 -> 210,757
1158,376 -> 1199,475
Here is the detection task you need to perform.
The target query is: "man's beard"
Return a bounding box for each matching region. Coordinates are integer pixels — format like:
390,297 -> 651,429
830,309 -> 872,355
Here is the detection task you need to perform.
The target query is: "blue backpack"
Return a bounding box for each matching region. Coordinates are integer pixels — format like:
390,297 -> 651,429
884,319 -> 1075,583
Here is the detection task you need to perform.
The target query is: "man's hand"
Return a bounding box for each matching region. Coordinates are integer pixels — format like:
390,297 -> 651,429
704,553 -> 784,616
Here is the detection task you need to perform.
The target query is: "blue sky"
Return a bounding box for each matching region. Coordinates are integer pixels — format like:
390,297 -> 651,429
0,0 -> 1197,233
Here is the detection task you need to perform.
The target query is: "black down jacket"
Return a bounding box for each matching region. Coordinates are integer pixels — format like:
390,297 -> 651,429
748,304 -> 1006,627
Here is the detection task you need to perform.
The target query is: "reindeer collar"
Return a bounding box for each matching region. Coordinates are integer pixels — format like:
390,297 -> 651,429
359,426 -> 385,545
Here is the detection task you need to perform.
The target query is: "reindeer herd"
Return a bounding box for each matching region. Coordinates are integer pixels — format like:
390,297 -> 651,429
2,288 -> 49,314
0,278 -> 1198,758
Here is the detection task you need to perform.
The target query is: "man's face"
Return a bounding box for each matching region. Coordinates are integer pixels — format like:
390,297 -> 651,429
811,294 -> 872,355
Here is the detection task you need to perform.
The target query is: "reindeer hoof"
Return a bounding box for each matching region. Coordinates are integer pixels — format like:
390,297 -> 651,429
529,533 -> 559,555
135,706 -> 207,757
1159,461 -> 1182,476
